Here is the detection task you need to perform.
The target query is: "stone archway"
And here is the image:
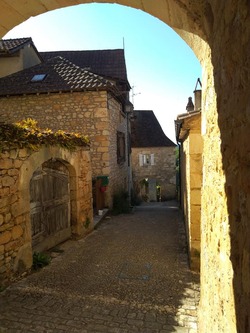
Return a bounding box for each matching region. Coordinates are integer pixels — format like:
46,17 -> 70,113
1,2 -> 250,332
0,1 -> 209,47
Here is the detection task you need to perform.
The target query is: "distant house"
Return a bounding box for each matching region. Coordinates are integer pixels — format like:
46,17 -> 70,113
0,38 -> 42,78
0,41 -> 132,210
131,110 -> 176,202
175,85 -> 202,271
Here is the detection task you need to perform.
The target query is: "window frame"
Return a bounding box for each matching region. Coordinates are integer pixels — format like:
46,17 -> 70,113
31,74 -> 47,82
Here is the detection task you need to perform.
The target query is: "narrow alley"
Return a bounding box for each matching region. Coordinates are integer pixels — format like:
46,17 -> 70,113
0,202 -> 199,333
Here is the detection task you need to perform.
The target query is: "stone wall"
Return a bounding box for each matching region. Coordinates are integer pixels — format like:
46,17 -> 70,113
0,45 -> 41,78
179,113 -> 202,272
188,131 -> 202,271
107,95 -> 129,204
0,91 -> 128,207
199,52 -> 236,332
0,145 -> 93,285
0,91 -> 109,178
131,146 -> 176,200
199,2 -> 250,332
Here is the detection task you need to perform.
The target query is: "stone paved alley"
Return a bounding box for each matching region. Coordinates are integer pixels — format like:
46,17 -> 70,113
0,202 -> 200,333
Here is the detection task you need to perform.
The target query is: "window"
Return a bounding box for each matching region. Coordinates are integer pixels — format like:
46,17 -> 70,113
117,131 -> 126,164
31,74 -> 47,82
139,153 -> 155,166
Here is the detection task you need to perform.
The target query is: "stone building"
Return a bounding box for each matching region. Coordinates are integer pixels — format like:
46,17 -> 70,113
131,110 -> 176,201
0,51 -> 131,209
1,1 -> 250,332
175,86 -> 202,272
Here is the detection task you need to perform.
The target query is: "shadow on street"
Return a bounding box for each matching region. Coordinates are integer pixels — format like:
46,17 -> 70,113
0,201 -> 199,333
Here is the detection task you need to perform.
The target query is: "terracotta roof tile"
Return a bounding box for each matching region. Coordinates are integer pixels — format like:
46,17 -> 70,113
131,110 -> 176,147
0,56 -> 117,96
0,38 -> 32,55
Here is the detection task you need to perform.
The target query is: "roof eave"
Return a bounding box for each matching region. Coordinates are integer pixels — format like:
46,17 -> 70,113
0,85 -> 117,98
177,109 -> 201,121
3,38 -> 32,55
175,110 -> 201,142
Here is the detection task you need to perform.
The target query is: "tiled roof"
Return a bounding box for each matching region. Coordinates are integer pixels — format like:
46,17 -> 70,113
131,110 -> 176,147
0,38 -> 32,55
41,49 -> 129,84
0,56 -> 117,96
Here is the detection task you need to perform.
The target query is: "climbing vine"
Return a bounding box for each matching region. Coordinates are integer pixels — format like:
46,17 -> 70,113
0,118 -> 89,152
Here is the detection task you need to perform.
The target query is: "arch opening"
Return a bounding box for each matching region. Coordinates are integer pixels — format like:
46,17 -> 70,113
2,1 -> 248,333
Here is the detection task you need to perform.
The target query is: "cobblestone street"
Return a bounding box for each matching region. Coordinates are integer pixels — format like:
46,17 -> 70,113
0,202 -> 200,333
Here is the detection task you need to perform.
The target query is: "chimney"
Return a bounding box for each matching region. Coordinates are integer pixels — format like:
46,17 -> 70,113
193,78 -> 202,111
186,97 -> 194,112
194,89 -> 202,111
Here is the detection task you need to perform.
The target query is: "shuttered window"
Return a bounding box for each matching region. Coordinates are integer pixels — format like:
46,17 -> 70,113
139,153 -> 155,166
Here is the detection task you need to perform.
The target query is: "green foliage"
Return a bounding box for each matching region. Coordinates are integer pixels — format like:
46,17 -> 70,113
32,251 -> 51,270
112,190 -> 131,215
0,285 -> 6,292
0,118 -> 89,153
84,217 -> 91,229
130,189 -> 142,206
140,178 -> 148,187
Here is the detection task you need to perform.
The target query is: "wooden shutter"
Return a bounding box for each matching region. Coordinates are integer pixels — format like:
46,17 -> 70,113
139,154 -> 143,166
150,154 -> 155,165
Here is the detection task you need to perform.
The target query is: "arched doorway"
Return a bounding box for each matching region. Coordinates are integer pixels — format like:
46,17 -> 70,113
1,2 -> 250,333
136,178 -> 161,202
30,158 -> 71,252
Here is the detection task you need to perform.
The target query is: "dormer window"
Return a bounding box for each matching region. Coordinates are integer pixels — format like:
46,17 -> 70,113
31,74 -> 47,82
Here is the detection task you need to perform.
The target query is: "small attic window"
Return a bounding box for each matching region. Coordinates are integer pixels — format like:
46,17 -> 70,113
31,74 -> 47,82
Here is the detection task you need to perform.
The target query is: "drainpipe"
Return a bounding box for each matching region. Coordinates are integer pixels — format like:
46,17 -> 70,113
175,119 -> 183,207
127,112 -> 131,206
178,142 -> 181,206
125,101 -> 134,206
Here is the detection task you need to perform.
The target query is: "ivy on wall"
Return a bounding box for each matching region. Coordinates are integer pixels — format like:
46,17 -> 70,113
0,118 -> 89,152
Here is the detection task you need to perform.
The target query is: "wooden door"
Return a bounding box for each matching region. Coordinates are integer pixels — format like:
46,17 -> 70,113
95,178 -> 105,211
30,159 -> 71,252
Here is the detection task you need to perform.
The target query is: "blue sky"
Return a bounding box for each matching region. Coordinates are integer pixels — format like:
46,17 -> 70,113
4,3 -> 201,142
